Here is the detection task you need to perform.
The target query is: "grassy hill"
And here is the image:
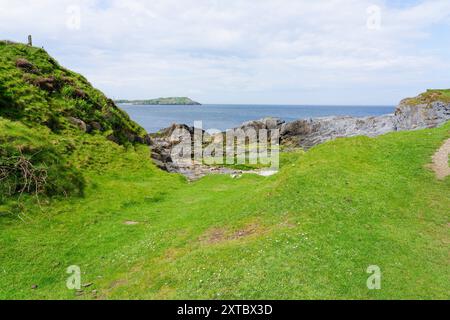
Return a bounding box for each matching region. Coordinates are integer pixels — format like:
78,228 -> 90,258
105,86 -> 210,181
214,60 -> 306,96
0,41 -> 147,145
116,97 -> 201,105
0,42 -> 149,203
0,42 -> 449,299
400,89 -> 450,106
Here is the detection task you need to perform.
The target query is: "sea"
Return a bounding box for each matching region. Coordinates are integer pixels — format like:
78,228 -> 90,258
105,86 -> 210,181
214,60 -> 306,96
119,104 -> 395,133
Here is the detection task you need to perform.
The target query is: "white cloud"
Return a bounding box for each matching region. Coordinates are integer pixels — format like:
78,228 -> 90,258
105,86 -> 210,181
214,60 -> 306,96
1,0 -> 449,104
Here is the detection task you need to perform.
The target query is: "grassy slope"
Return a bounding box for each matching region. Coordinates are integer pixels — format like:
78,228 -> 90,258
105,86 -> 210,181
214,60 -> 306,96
0,42 -> 145,145
0,42 -> 449,300
401,89 -> 450,106
0,122 -> 449,299
0,118 -> 90,203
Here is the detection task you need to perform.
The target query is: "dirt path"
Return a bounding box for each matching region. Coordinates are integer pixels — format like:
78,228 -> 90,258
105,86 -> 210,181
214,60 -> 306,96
431,138 -> 450,180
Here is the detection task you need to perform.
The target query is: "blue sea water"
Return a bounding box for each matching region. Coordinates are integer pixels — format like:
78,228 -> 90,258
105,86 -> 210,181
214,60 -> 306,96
119,104 -> 395,133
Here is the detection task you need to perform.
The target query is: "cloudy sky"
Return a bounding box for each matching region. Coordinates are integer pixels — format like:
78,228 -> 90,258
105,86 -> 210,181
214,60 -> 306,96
1,0 -> 450,105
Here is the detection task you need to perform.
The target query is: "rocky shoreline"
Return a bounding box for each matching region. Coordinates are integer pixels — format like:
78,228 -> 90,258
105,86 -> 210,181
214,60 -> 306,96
149,100 -> 450,180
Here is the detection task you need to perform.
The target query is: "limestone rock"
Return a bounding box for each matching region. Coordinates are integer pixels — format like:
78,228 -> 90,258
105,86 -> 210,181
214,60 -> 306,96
280,115 -> 396,148
148,99 -> 450,178
394,101 -> 450,131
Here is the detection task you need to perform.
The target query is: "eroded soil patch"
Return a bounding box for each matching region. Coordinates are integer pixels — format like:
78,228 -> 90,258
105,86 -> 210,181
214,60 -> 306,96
430,138 -> 450,180
199,223 -> 264,245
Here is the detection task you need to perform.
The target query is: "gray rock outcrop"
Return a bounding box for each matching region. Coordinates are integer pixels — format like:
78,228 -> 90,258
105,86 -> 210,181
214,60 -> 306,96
149,100 -> 450,178
253,102 -> 450,149
394,101 -> 450,131
239,117 -> 286,131
280,114 -> 396,148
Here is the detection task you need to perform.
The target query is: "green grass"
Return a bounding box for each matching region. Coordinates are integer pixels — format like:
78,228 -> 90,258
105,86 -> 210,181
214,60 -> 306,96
401,89 -> 450,106
0,122 -> 449,300
0,119 -> 85,203
203,143 -> 282,170
0,41 -> 449,300
0,42 -> 146,145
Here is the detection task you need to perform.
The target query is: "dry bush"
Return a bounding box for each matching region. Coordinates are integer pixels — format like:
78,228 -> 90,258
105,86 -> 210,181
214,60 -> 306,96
0,151 -> 48,197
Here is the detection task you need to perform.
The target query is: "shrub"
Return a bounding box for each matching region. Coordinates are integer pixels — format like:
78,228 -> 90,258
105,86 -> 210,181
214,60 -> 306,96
0,119 -> 85,202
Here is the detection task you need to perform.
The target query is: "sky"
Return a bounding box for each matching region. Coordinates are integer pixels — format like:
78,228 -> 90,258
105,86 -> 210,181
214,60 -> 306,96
1,0 -> 450,105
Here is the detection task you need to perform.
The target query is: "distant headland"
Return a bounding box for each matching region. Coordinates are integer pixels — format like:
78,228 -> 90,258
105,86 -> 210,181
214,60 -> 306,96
115,97 -> 201,105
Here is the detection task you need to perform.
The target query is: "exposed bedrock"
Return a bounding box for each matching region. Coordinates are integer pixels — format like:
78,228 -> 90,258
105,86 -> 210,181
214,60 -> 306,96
241,101 -> 450,149
149,100 -> 450,177
394,101 -> 450,131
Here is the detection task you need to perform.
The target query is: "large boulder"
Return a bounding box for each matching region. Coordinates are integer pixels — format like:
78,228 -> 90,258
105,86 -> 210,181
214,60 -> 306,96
239,117 -> 285,131
158,123 -> 194,138
149,123 -> 197,172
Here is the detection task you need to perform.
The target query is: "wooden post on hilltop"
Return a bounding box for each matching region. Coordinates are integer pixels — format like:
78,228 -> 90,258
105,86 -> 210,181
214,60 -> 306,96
27,35 -> 32,47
